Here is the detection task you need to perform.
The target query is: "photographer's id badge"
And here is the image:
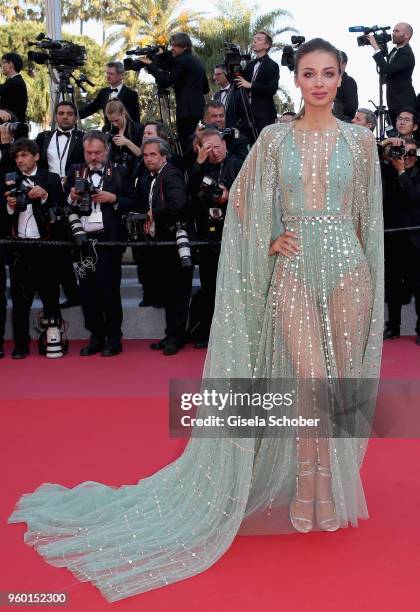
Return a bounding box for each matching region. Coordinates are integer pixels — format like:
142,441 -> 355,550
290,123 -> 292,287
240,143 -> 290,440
88,205 -> 103,223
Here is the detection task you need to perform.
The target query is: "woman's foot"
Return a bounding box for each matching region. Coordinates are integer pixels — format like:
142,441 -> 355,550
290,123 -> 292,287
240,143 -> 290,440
315,463 -> 339,532
289,461 -> 315,533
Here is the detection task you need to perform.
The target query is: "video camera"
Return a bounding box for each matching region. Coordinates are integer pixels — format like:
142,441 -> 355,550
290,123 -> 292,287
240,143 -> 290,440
349,25 -> 392,49
28,33 -> 86,68
4,172 -> 32,212
74,178 -> 99,216
223,43 -> 251,79
123,45 -> 171,72
281,36 -> 306,72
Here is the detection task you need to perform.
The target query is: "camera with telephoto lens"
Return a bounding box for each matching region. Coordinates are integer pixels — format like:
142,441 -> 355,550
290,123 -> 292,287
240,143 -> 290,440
349,25 -> 392,48
174,221 -> 193,269
74,177 -> 99,216
27,33 -> 86,68
124,45 -> 171,72
67,212 -> 88,247
4,172 -> 32,212
281,36 -> 306,72
200,176 -> 224,202
223,42 -> 251,79
125,211 -> 148,241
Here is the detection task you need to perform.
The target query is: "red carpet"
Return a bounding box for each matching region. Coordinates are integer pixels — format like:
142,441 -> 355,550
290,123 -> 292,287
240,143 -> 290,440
1,339 -> 419,611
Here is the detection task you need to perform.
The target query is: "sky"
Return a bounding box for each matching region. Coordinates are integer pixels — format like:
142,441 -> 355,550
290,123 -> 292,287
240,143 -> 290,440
66,0 -> 420,114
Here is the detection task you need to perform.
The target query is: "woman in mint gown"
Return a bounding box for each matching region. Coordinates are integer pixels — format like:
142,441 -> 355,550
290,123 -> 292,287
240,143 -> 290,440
8,39 -> 383,601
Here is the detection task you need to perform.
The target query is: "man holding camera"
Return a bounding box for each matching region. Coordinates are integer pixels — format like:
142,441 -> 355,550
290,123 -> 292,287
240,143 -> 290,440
136,137 -> 193,355
79,62 -> 140,128
381,137 -> 420,343
141,33 -> 209,154
188,128 -> 243,348
195,101 -> 250,162
2,138 -> 64,358
0,53 -> 28,123
369,23 -> 416,127
213,64 -> 248,132
66,131 -> 136,356
236,31 -> 279,138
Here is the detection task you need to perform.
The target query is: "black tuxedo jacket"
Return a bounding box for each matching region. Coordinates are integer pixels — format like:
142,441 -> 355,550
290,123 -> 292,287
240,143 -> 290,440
147,52 -> 209,119
373,45 -> 416,113
0,74 -> 28,122
78,84 -> 140,125
213,86 -> 248,130
136,162 -> 187,239
333,72 -> 358,122
2,167 -> 64,239
65,162 -> 136,241
242,55 -> 279,123
35,129 -> 85,176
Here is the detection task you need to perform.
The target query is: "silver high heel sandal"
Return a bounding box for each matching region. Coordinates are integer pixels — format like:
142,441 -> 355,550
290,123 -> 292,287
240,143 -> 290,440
289,461 -> 315,533
315,463 -> 340,532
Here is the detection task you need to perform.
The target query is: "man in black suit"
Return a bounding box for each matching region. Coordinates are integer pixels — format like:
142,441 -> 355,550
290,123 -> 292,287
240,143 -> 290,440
381,137 -> 420,344
333,51 -> 358,122
213,64 -> 248,132
236,31 -> 279,139
78,62 -> 140,128
137,138 -> 193,355
0,53 -> 28,122
66,131 -> 136,356
3,138 -> 64,358
142,33 -> 209,153
194,101 -> 249,162
36,100 -> 85,309
369,22 -> 416,127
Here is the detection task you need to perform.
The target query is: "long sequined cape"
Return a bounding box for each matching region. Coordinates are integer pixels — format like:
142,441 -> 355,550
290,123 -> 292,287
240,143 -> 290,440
8,120 -> 384,601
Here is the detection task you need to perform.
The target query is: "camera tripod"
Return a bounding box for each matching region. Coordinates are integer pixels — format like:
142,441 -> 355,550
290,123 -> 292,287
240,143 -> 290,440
369,43 -> 394,140
49,65 -> 94,130
225,72 -> 259,143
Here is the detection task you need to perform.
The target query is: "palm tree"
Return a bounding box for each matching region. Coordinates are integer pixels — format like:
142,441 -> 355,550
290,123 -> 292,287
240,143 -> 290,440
105,0 -> 202,51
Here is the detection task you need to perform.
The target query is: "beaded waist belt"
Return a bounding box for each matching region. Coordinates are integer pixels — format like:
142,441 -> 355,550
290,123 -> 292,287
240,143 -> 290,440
282,214 -> 352,222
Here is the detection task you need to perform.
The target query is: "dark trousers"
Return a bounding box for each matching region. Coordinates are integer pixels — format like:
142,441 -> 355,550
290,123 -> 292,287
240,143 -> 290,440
132,245 -> 165,305
154,246 -> 193,346
197,246 -> 220,342
176,116 -> 201,156
9,246 -> 60,348
0,252 -> 6,345
79,245 -> 123,341
385,234 -> 420,333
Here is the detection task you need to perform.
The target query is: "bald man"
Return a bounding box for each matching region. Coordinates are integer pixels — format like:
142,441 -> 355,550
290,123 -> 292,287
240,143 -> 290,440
368,22 -> 416,126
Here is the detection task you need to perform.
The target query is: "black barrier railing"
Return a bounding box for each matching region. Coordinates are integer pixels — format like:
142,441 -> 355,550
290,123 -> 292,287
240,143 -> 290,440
0,225 -> 419,248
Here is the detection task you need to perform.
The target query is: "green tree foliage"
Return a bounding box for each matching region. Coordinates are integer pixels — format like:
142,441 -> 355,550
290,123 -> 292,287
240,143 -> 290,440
0,22 -> 108,127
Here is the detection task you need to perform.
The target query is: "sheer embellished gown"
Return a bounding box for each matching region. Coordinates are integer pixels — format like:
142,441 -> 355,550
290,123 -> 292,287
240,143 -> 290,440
8,120 -> 384,601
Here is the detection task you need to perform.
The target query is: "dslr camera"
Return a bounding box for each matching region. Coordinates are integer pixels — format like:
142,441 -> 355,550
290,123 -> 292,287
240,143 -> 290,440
124,45 -> 171,72
28,33 -> 86,68
200,176 -> 224,202
74,178 -> 99,216
0,120 -> 29,139
281,36 -> 306,72
4,172 -> 32,212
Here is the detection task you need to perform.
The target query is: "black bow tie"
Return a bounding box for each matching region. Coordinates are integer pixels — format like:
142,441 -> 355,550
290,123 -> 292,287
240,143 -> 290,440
89,169 -> 103,177
110,88 -> 118,93
57,130 -> 71,137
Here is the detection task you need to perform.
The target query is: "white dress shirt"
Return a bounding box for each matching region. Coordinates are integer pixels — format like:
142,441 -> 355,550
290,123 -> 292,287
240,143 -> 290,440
47,128 -> 74,177
80,170 -> 105,233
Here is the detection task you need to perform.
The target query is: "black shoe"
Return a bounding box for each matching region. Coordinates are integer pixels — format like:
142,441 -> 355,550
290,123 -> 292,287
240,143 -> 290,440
194,341 -> 208,349
11,346 -> 29,359
163,343 -> 179,356
80,337 -> 104,356
101,342 -> 123,357
60,299 -> 80,309
138,299 -> 153,307
150,340 -> 166,350
383,328 -> 400,340
416,335 -> 420,346
152,302 -> 165,308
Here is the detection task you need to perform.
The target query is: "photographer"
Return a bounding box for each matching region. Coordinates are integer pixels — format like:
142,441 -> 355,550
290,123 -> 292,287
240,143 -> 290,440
141,33 -> 209,153
188,128 -> 243,347
136,138 -> 193,355
381,137 -> 420,343
352,108 -> 377,132
237,31 -> 279,137
213,64 -> 248,131
66,131 -> 136,356
369,23 -> 416,126
79,61 -> 140,128
0,53 -> 28,122
2,138 -> 64,359
36,100 -> 85,309
196,101 -> 249,162
105,99 -> 143,175
333,51 -> 358,122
